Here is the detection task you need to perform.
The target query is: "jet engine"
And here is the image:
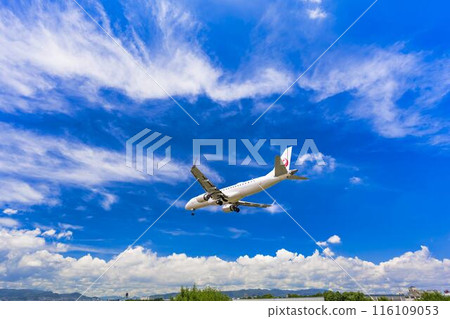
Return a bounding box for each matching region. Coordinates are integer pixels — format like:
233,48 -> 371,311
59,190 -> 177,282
195,193 -> 211,203
222,204 -> 240,213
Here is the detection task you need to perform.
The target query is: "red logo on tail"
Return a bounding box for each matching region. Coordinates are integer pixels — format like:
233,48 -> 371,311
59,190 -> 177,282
282,158 -> 289,167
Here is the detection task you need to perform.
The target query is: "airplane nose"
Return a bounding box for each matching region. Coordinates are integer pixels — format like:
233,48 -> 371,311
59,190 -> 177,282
185,200 -> 193,210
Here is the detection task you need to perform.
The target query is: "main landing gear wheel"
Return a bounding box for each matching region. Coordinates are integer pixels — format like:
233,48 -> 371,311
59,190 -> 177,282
235,207 -> 240,213
216,200 -> 223,205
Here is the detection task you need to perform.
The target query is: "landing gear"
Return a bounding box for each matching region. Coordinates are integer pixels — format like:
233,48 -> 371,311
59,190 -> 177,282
230,205 -> 240,213
191,212 -> 195,216
216,200 -> 223,205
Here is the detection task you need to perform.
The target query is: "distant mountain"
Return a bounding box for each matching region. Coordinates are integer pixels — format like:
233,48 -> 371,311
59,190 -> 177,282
150,288 -> 325,300
0,288 -> 325,300
0,289 -> 98,301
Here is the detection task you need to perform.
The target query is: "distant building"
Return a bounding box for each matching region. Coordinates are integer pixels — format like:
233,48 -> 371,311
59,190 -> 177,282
372,294 -> 406,301
407,286 -> 422,300
405,286 -> 444,300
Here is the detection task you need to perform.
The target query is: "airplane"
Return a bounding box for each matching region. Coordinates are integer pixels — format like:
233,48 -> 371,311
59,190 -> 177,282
185,147 -> 307,214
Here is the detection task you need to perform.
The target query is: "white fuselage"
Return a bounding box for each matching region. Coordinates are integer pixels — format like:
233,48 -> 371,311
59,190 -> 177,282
185,172 -> 289,211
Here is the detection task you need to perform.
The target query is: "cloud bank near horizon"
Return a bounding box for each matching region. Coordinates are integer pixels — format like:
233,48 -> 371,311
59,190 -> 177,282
0,224 -> 448,296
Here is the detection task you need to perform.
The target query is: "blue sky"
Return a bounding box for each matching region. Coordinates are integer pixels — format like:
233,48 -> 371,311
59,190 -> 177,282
0,0 -> 449,296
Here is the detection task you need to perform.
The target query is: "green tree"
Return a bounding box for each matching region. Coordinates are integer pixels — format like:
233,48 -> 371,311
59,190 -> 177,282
323,291 -> 343,301
417,292 -> 450,301
324,291 -> 370,301
377,296 -> 390,301
172,285 -> 231,301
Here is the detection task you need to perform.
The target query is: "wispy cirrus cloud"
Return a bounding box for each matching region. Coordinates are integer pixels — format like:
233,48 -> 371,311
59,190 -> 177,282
0,0 -> 292,114
0,178 -> 53,205
0,122 -> 202,205
301,44 -> 450,139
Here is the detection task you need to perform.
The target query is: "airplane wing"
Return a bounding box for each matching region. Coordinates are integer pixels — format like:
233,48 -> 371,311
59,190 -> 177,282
190,165 -> 227,200
236,200 -> 272,208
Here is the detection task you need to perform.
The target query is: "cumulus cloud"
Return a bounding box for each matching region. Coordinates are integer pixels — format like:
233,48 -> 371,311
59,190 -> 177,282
307,8 -> 327,19
316,235 -> 341,247
349,176 -> 363,185
2,208 -> 18,215
301,44 -> 450,139
42,228 -> 73,240
0,218 -> 20,228
295,152 -> 336,174
42,229 -> 56,237
0,226 -> 448,296
322,247 -> 334,257
327,235 -> 341,244
0,0 -> 292,114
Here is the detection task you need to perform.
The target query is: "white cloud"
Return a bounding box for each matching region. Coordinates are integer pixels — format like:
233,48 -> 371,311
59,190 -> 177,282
263,205 -> 284,214
0,218 -> 20,228
0,0 -> 292,114
227,227 -> 249,239
307,8 -> 327,19
0,123 -> 208,205
42,228 -> 73,240
296,152 -> 336,174
302,0 -> 322,3
56,231 -> 73,240
0,123 -> 148,187
0,228 -> 45,252
327,235 -> 341,244
58,223 -> 84,231
322,247 -> 334,257
316,241 -> 327,247
3,208 -> 18,215
237,202 -> 283,215
99,192 -> 118,211
42,229 -> 56,237
0,226 -> 448,296
0,179 -> 49,205
349,176 -> 363,185
301,44 -> 450,139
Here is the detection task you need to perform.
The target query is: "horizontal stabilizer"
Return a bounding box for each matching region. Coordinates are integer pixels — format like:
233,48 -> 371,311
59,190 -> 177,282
287,175 -> 308,180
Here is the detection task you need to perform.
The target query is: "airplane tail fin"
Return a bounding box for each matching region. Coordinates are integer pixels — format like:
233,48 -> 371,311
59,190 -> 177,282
273,155 -> 288,177
267,147 -> 292,177
267,147 -> 308,180
280,146 -> 292,171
